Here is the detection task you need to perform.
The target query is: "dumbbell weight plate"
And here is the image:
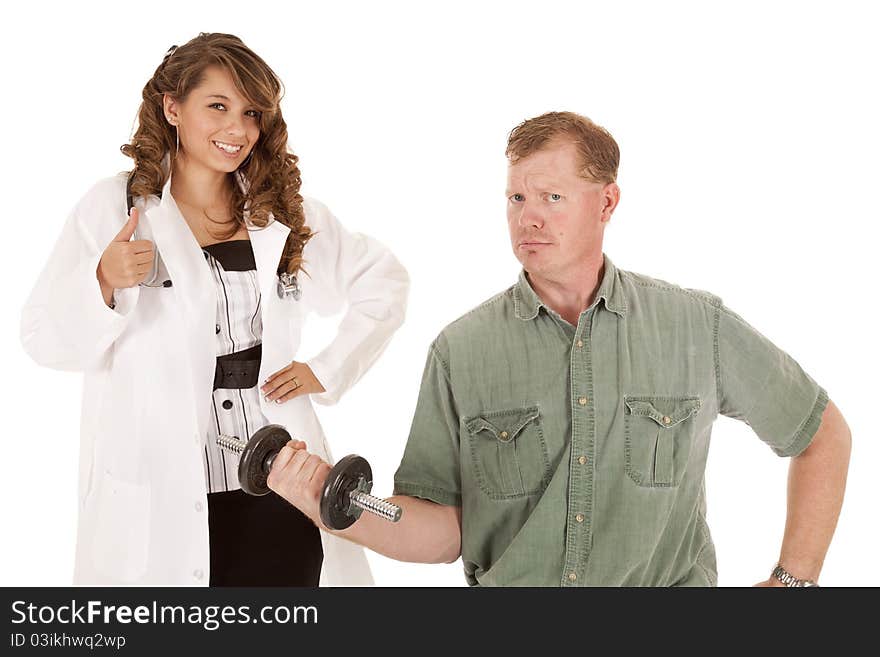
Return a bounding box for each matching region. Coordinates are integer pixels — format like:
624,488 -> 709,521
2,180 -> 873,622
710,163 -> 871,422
320,455 -> 372,530
238,424 -> 291,496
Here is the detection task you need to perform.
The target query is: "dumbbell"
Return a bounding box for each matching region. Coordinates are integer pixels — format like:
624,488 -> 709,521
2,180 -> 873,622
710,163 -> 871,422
216,424 -> 402,530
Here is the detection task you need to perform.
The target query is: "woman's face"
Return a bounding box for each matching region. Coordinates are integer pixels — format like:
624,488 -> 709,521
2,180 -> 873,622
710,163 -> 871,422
164,65 -> 261,174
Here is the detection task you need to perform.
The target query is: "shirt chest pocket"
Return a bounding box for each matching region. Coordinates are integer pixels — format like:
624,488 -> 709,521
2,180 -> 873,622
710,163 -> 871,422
464,406 -> 551,499
624,396 -> 702,488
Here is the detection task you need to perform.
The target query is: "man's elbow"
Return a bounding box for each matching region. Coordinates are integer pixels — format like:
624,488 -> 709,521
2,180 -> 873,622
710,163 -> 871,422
438,541 -> 461,565
427,545 -> 460,565
432,506 -> 462,565
443,552 -> 461,565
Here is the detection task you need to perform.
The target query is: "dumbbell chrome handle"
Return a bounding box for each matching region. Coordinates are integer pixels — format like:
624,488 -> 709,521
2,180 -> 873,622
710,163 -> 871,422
217,434 -> 247,453
349,491 -> 403,523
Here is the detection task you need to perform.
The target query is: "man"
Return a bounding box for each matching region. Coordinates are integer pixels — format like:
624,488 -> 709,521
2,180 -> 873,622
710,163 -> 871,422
266,111 -> 851,586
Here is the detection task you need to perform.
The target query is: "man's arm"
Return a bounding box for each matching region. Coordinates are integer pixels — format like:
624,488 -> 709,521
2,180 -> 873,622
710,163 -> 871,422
267,440 -> 462,564
756,399 -> 851,586
334,495 -> 461,564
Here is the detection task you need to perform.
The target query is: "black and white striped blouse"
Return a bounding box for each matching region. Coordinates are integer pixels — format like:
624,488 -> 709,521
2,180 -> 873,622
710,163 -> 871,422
201,239 -> 269,493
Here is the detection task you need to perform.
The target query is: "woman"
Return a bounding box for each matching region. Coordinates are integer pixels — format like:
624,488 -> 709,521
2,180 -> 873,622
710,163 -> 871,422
20,33 -> 409,586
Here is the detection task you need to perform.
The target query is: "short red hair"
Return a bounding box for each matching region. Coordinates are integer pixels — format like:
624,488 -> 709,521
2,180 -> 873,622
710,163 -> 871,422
506,111 -> 620,184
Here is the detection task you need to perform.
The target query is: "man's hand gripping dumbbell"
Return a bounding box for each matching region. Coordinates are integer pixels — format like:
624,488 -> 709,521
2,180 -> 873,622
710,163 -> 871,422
222,426 -> 462,564
216,425 -> 402,530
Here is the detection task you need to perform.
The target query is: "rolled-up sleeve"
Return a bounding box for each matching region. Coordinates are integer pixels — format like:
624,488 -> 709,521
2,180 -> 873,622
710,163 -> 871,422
393,337 -> 462,506
716,303 -> 828,457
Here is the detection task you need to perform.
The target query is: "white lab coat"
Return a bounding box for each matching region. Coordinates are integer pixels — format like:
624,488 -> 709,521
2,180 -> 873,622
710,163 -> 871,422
20,170 -> 409,585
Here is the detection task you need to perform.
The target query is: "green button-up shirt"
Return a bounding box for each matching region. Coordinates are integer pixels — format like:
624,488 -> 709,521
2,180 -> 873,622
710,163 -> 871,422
393,254 -> 828,586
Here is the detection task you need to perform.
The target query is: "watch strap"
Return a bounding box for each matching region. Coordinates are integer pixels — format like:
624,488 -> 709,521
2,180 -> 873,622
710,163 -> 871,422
772,563 -> 819,587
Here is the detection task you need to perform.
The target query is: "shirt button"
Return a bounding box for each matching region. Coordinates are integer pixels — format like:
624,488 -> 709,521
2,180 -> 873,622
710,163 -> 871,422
499,431 -> 509,441
578,397 -> 588,406
578,455 -> 587,465
195,502 -> 203,512
222,400 -> 233,410
575,513 -> 585,523
576,340 -> 584,348
215,324 -> 221,334
568,572 -> 577,582
193,569 -> 204,581
663,416 -> 671,424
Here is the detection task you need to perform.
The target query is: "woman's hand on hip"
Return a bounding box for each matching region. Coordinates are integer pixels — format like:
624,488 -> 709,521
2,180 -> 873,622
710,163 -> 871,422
261,361 -> 325,404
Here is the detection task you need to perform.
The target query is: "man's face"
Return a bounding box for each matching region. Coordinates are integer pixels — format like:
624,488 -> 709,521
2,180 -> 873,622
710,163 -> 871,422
506,140 -> 618,282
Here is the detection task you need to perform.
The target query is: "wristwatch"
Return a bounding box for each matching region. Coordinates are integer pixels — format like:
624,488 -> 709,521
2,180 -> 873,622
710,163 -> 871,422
771,563 -> 819,587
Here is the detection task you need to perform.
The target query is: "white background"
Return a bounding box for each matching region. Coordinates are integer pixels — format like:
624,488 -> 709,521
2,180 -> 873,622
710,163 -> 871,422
2,0 -> 877,587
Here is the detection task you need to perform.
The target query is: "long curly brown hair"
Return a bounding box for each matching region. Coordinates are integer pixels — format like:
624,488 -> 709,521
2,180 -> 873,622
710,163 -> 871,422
121,33 -> 312,275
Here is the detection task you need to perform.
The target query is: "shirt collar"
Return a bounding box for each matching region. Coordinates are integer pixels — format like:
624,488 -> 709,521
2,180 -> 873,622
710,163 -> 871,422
513,253 -> 627,321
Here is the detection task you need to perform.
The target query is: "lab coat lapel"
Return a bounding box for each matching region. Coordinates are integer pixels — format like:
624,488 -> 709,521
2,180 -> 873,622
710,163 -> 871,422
146,176 -> 215,321
141,176 -> 216,438
249,218 -> 292,385
249,218 -> 290,316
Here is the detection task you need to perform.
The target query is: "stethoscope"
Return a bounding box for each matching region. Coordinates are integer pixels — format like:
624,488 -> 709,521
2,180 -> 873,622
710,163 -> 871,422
276,272 -> 302,300
126,174 -> 302,300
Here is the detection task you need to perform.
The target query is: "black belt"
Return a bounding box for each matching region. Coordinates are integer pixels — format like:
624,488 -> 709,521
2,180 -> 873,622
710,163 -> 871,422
213,344 -> 262,391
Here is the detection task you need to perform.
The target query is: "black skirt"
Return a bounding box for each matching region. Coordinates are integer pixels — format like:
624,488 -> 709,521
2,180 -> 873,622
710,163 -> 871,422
207,489 -> 323,586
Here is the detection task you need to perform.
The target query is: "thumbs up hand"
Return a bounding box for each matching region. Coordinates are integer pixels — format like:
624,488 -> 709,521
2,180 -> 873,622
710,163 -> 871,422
97,207 -> 155,292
